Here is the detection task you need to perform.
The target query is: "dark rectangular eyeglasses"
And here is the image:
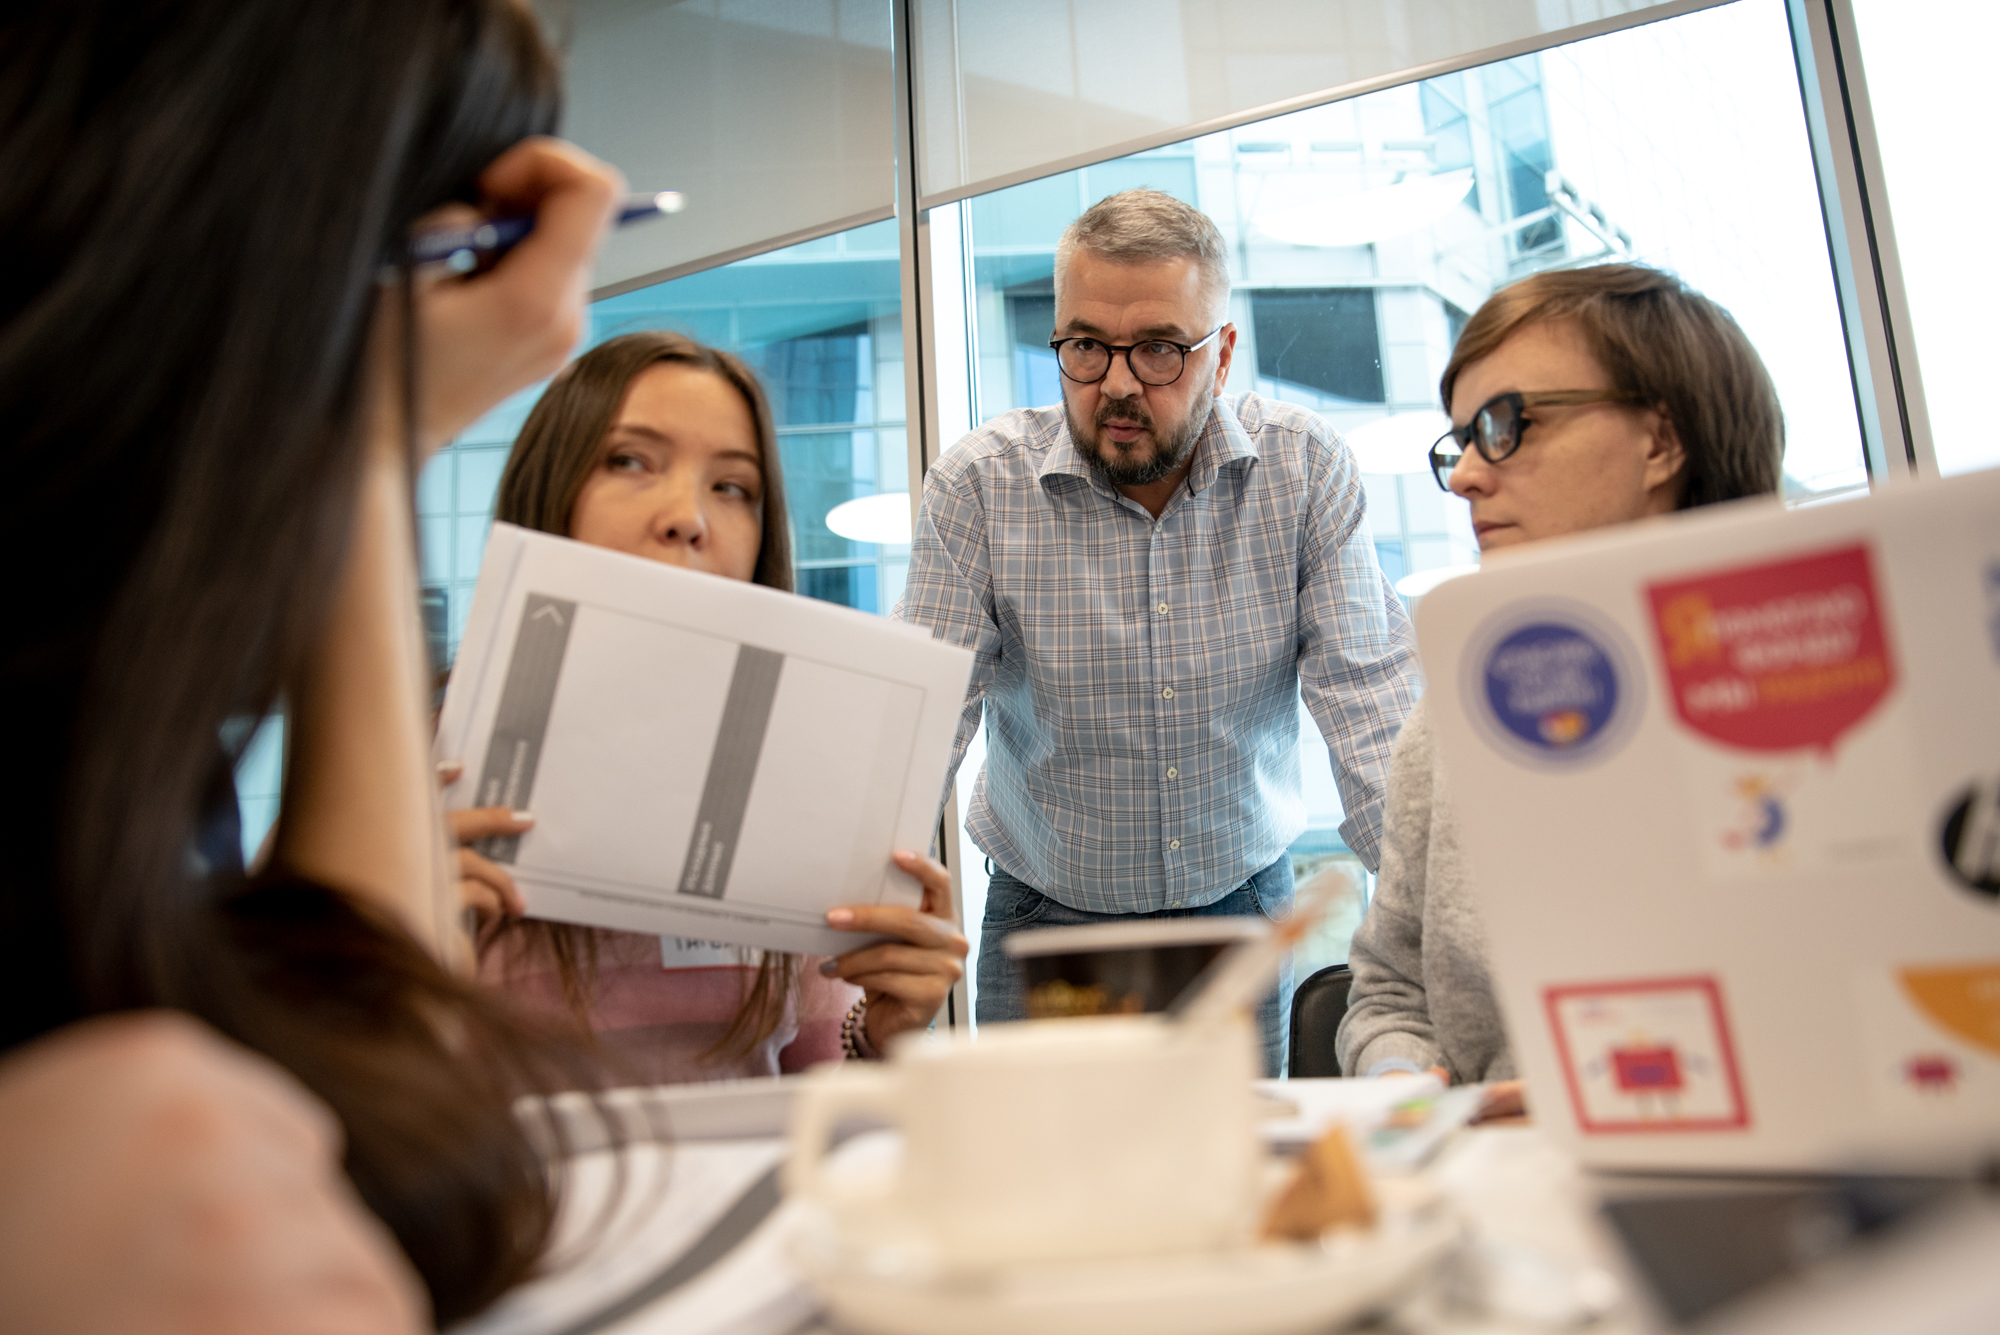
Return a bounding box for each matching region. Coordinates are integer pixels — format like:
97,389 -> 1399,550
1430,389 -> 1640,490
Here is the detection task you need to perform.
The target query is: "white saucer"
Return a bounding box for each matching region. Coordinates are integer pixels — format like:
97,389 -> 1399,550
796,1209 -> 1460,1335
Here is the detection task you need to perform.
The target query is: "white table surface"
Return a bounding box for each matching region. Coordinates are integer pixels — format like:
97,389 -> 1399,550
468,1078 -> 1999,1335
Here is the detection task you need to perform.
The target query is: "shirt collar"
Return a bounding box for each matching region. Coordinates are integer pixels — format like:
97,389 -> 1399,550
1038,394 -> 1260,496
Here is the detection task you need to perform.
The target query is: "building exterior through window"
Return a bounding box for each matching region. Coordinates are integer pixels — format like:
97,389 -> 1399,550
236,1 -> 1918,1048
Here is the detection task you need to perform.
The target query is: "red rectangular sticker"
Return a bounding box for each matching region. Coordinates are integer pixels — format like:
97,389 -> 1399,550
1544,975 -> 1751,1134
1647,543 -> 1893,758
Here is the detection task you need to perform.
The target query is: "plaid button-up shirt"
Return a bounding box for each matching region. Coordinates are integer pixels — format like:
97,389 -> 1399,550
895,392 -> 1421,913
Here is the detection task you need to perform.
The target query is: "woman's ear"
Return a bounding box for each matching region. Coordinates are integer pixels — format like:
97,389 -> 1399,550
1643,408 -> 1688,508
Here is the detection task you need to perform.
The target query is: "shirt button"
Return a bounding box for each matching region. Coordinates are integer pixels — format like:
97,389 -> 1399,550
1161,686 -> 1175,700
1169,839 -> 1181,850
1166,766 -> 1178,779
1156,602 -> 1168,614
1153,523 -> 1163,534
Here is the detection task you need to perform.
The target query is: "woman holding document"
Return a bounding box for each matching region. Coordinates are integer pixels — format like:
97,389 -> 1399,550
453,331 -> 968,1080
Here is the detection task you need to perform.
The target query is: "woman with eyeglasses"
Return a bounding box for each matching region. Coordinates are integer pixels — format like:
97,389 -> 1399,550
1335,264 -> 1783,1113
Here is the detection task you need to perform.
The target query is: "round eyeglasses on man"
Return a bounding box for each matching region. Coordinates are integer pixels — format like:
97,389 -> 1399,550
1048,327 -> 1224,387
1428,389 -> 1640,491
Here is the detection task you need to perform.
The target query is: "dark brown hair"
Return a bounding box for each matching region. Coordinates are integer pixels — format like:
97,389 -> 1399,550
496,330 -> 794,590
487,331 -> 802,1059
1439,264 -> 1784,507
0,1 -> 602,1324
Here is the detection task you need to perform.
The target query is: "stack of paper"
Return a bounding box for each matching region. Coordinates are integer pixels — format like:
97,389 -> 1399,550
436,524 -> 974,954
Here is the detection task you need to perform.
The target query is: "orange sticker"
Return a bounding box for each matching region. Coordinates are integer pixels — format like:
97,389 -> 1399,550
1898,963 -> 2000,1057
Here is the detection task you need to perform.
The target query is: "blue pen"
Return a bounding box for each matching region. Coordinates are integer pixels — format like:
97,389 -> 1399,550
409,190 -> 686,272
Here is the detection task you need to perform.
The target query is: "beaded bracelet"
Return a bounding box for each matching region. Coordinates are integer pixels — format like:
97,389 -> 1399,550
839,996 -> 880,1061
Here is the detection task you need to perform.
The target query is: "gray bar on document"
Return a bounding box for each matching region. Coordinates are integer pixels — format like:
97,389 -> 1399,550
474,593 -> 576,864
678,645 -> 784,899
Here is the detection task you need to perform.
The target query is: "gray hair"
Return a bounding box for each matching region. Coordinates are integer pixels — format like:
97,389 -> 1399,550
1053,189 -> 1231,323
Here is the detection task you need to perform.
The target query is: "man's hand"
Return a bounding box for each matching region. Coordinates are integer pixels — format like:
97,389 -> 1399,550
0,1013 -> 427,1335
821,851 -> 968,1051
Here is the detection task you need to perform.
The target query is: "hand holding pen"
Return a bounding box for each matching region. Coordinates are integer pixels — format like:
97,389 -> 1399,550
403,137 -> 624,450
410,190 -> 684,273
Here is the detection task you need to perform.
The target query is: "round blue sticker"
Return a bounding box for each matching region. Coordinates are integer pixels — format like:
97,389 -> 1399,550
1480,620 -> 1622,757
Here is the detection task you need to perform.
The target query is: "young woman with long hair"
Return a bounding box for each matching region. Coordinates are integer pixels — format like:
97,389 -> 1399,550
0,2 -> 627,1327
452,331 -> 967,1081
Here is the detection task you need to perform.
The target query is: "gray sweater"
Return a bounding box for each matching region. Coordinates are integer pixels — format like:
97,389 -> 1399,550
1335,698 -> 1516,1082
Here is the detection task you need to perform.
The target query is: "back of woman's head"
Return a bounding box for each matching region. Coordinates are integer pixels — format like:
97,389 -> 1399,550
1439,264 -> 1784,507
495,330 -> 795,591
0,2 -> 577,1322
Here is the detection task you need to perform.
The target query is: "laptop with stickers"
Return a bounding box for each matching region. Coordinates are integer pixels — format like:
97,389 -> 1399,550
1414,466 -> 2000,1173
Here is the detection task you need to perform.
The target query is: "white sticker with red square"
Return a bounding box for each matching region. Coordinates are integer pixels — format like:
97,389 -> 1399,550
1854,962 -> 2000,1117
1544,975 -> 1751,1133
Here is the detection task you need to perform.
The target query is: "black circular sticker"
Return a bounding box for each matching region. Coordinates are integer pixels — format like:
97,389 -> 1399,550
1939,779 -> 2000,900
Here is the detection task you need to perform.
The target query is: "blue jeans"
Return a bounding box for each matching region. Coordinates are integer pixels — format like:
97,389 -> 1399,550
976,858 -> 1295,1077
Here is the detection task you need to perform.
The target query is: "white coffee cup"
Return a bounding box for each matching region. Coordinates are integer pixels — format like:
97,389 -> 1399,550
786,1015 -> 1261,1272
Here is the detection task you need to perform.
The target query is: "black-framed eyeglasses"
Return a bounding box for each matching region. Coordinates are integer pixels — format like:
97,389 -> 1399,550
1048,327 -> 1224,387
1429,390 -> 1640,491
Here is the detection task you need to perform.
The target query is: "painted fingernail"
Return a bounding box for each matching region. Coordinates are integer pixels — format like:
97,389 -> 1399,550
511,811 -> 535,825
437,759 -> 464,778
825,908 -> 854,926
818,959 -> 841,976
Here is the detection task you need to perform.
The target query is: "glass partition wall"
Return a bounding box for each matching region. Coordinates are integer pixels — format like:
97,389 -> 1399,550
943,0 -> 1866,1024
239,0 -> 1937,1052
418,219 -> 909,663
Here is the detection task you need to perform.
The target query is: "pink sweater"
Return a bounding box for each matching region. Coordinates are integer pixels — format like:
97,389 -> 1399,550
483,927 -> 861,1084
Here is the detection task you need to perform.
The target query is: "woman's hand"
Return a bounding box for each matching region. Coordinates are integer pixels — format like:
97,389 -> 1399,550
1387,1066 -> 1527,1123
820,851 -> 968,1051
447,809 -> 531,920
435,761 -> 530,922
405,137 -> 623,454
1473,1078 -> 1527,1124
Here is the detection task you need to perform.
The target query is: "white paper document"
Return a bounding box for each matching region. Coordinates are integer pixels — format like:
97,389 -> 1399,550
437,524 -> 974,954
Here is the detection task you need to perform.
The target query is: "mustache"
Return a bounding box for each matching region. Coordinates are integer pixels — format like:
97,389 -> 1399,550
1095,400 -> 1153,435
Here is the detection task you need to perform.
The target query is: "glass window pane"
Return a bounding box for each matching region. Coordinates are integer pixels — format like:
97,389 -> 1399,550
915,0 -> 1707,202
941,0 -> 1858,1015
1850,0 -> 2000,478
564,0 -> 895,292
230,714 -> 285,866
417,219 -> 906,667
1250,289 -> 1385,403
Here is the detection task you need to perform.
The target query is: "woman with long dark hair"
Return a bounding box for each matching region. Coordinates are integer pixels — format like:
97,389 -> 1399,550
0,2 -> 623,1327
458,332 -> 967,1082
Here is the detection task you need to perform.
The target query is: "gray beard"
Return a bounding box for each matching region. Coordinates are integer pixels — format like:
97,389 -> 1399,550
1064,382 -> 1215,487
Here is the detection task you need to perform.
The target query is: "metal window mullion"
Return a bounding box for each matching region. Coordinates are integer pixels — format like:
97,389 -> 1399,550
1824,0 -> 1935,478
1787,0 -> 1930,483
893,0 -> 969,1031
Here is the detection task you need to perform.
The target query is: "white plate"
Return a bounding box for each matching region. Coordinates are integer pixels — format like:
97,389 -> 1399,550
796,1206 -> 1460,1335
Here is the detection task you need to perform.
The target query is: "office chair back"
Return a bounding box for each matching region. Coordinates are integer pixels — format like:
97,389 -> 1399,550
1287,963 -> 1353,1078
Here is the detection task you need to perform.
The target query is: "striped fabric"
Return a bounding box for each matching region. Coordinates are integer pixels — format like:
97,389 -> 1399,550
895,391 -> 1421,913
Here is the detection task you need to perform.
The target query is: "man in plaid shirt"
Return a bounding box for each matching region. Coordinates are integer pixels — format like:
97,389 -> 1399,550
895,191 -> 1420,1071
